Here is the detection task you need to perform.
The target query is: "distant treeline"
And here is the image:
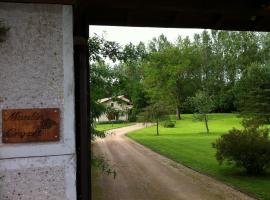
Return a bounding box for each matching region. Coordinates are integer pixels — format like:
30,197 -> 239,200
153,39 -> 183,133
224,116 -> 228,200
90,30 -> 270,123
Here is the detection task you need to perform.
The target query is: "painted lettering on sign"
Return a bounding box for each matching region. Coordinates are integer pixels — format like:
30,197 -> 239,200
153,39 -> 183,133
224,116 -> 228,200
2,108 -> 60,143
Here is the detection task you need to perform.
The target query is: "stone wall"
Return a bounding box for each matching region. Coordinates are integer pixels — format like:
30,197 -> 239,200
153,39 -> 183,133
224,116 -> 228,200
0,3 -> 76,199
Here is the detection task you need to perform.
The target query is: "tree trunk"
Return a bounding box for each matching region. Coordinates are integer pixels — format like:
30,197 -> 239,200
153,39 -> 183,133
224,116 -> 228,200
176,106 -> 181,120
204,114 -> 209,133
156,118 -> 159,136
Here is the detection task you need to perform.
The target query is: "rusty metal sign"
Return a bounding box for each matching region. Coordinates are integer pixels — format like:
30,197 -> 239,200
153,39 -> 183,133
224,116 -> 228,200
2,108 -> 60,143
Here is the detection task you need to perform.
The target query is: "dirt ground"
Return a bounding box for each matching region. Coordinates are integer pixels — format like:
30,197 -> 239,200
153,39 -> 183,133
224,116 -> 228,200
91,123 -> 255,200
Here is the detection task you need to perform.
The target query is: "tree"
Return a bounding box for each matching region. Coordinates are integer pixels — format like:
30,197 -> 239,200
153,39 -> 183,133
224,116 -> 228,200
116,42 -> 149,121
143,36 -> 201,120
140,101 -> 171,136
192,30 -> 265,113
188,91 -> 215,133
235,63 -> 270,127
89,35 -> 124,136
148,34 -> 172,52
89,33 -> 122,63
140,31 -> 270,120
89,35 -> 123,175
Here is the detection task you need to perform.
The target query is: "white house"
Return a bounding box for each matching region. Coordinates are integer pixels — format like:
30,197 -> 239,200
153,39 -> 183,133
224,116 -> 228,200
97,95 -> 133,122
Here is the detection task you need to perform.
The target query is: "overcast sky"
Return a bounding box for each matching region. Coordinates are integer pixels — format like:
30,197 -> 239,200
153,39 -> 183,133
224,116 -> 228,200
89,25 -> 205,46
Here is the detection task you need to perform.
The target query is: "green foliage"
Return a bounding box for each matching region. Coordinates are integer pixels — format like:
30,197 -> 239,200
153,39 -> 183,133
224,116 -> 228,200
192,113 -> 205,121
143,35 -> 201,120
213,127 -> 270,175
235,64 -> 270,127
188,91 -> 215,133
89,34 -> 122,62
190,31 -> 269,113
96,120 -> 127,125
115,42 -> 149,119
142,31 -> 270,119
89,35 -> 124,174
105,106 -> 119,121
140,101 -> 171,135
91,155 -> 116,178
89,35 -> 147,173
162,120 -> 175,128
188,91 -> 214,114
140,102 -> 170,122
148,34 -> 172,52
128,111 -> 137,122
90,31 -> 270,128
90,62 -> 117,139
89,35 -> 124,139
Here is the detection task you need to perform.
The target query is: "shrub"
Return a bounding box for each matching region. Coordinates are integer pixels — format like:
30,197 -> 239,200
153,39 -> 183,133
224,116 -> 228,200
213,127 -> 270,175
128,113 -> 137,122
163,120 -> 175,128
97,120 -> 126,125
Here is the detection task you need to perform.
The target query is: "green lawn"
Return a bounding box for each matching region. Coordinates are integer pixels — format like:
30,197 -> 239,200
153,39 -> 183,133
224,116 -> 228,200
127,114 -> 270,200
95,122 -> 135,131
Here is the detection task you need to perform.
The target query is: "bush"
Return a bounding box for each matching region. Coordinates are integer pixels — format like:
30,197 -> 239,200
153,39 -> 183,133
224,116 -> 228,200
128,113 -> 137,122
213,127 -> 270,175
97,120 -> 126,125
162,120 -> 175,128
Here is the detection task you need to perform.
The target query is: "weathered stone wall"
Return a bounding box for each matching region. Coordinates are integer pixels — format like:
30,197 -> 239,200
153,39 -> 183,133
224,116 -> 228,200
0,3 -> 76,199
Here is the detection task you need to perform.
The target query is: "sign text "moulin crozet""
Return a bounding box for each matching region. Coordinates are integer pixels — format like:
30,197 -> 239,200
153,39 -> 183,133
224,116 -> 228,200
2,108 -> 60,143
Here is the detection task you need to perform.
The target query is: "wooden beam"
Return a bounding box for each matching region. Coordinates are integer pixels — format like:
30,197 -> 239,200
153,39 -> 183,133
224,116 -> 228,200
73,3 -> 91,200
87,0 -> 270,16
0,0 -> 75,4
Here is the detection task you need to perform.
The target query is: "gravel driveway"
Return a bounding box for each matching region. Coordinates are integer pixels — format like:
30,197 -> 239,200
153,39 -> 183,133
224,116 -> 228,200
91,123 -> 255,200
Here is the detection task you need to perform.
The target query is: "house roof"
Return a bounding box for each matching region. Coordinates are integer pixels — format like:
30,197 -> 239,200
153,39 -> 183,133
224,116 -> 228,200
98,95 -> 132,104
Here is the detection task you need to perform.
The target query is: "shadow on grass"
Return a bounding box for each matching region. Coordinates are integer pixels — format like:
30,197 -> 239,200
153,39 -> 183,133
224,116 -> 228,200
217,165 -> 270,179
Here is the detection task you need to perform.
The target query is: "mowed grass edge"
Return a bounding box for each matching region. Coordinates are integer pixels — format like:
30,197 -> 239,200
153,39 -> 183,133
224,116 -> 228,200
95,122 -> 135,132
127,114 -> 270,200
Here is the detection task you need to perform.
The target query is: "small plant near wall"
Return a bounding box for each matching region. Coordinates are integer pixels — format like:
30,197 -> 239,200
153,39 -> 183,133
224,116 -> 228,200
0,20 -> 9,43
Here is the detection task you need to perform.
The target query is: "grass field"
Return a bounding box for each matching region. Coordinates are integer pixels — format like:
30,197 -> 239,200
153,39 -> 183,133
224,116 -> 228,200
95,122 -> 135,131
127,114 -> 270,200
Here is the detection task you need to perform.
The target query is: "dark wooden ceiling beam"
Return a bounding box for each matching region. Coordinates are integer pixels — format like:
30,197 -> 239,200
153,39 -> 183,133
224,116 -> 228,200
87,8 -> 270,32
0,0 -> 75,4
87,0 -> 270,16
2,0 -> 270,31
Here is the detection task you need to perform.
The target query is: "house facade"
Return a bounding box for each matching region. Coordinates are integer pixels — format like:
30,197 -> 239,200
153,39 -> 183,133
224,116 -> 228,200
97,95 -> 133,122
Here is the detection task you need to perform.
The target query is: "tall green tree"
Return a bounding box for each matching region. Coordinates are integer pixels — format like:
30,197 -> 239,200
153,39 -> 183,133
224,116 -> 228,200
89,35 -> 123,175
192,30 -> 266,113
116,42 -> 149,121
143,36 -> 201,120
235,64 -> 270,127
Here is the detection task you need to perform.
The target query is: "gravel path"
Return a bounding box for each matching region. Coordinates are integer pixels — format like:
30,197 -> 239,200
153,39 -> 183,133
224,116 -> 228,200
92,123 -> 255,200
